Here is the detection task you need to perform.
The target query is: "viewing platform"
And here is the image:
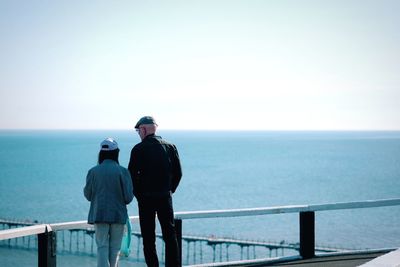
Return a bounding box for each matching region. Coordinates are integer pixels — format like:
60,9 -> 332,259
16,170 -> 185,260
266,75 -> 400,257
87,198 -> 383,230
1,198 -> 400,266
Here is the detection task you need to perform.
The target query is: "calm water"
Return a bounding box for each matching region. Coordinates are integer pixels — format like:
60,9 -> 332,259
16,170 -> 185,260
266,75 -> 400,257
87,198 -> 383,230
1,130 -> 400,265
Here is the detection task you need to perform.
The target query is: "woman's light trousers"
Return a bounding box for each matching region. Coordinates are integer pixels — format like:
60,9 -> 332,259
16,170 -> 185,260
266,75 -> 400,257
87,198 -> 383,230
95,223 -> 125,267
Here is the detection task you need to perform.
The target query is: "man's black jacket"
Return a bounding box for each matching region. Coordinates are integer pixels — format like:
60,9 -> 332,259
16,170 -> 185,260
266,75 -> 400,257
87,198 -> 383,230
128,134 -> 182,198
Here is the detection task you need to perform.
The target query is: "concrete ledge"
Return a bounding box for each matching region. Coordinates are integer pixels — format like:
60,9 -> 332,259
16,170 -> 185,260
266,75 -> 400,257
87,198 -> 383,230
359,248 -> 400,267
188,255 -> 302,267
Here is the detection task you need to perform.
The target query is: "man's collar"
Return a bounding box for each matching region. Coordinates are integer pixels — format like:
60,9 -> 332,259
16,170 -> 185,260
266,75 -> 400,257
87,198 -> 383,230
144,133 -> 156,139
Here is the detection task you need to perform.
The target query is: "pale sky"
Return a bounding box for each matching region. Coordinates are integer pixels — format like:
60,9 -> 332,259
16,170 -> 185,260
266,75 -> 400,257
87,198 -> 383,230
0,0 -> 399,130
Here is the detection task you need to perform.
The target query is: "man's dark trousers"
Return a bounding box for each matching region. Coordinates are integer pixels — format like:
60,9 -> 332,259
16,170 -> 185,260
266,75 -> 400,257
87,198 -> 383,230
138,194 -> 180,267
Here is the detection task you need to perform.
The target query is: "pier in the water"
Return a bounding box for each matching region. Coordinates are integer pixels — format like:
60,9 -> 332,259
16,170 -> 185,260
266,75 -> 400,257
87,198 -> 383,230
0,218 -> 347,265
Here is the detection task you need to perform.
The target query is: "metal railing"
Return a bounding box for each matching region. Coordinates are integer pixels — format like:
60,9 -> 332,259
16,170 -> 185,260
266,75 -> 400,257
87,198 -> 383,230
1,198 -> 400,266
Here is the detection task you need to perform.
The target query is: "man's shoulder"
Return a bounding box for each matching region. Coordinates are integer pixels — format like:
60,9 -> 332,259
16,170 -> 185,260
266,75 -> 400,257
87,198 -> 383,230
157,137 -> 173,145
145,135 -> 172,144
132,139 -> 146,149
157,138 -> 178,150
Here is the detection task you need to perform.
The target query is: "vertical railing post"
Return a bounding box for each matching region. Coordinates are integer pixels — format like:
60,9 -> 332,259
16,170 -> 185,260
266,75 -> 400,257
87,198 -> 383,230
175,219 -> 182,267
299,211 -> 315,259
38,228 -> 56,267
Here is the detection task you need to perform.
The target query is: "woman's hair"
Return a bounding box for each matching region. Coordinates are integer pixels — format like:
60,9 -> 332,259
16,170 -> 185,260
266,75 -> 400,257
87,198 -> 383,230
98,148 -> 120,164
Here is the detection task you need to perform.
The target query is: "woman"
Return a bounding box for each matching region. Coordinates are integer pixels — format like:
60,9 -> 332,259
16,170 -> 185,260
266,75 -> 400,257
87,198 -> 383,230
84,138 -> 134,267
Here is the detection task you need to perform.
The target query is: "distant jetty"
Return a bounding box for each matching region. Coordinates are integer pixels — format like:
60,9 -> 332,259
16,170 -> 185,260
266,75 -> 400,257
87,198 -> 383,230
1,218 -> 352,265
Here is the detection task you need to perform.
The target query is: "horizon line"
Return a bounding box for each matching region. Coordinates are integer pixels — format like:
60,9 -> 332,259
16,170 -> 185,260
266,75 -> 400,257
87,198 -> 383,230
1,128 -> 400,132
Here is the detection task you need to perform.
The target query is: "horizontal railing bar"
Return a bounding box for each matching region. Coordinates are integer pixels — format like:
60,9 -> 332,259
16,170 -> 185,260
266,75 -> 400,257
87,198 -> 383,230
174,198 -> 400,220
50,216 -> 140,231
0,224 -> 50,240
174,205 -> 308,220
310,198 -> 400,211
1,198 -> 400,239
50,220 -> 91,231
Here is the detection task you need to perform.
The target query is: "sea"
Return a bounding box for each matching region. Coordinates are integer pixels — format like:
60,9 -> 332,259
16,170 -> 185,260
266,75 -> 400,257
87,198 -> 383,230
0,130 -> 400,266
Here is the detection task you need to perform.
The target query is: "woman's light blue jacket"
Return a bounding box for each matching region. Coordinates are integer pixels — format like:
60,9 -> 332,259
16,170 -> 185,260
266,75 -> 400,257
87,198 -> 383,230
84,159 -> 134,224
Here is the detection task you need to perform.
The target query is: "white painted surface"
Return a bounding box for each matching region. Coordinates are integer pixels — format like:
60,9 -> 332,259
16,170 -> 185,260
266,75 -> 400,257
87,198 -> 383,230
359,249 -> 400,267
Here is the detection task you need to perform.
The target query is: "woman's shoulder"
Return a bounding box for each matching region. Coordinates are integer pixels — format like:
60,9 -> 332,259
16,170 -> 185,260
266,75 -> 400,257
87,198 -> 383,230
87,163 -> 104,174
117,164 -> 129,173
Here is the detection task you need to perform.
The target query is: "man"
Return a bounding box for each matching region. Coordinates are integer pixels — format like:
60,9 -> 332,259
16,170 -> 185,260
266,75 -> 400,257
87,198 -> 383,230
128,116 -> 182,267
